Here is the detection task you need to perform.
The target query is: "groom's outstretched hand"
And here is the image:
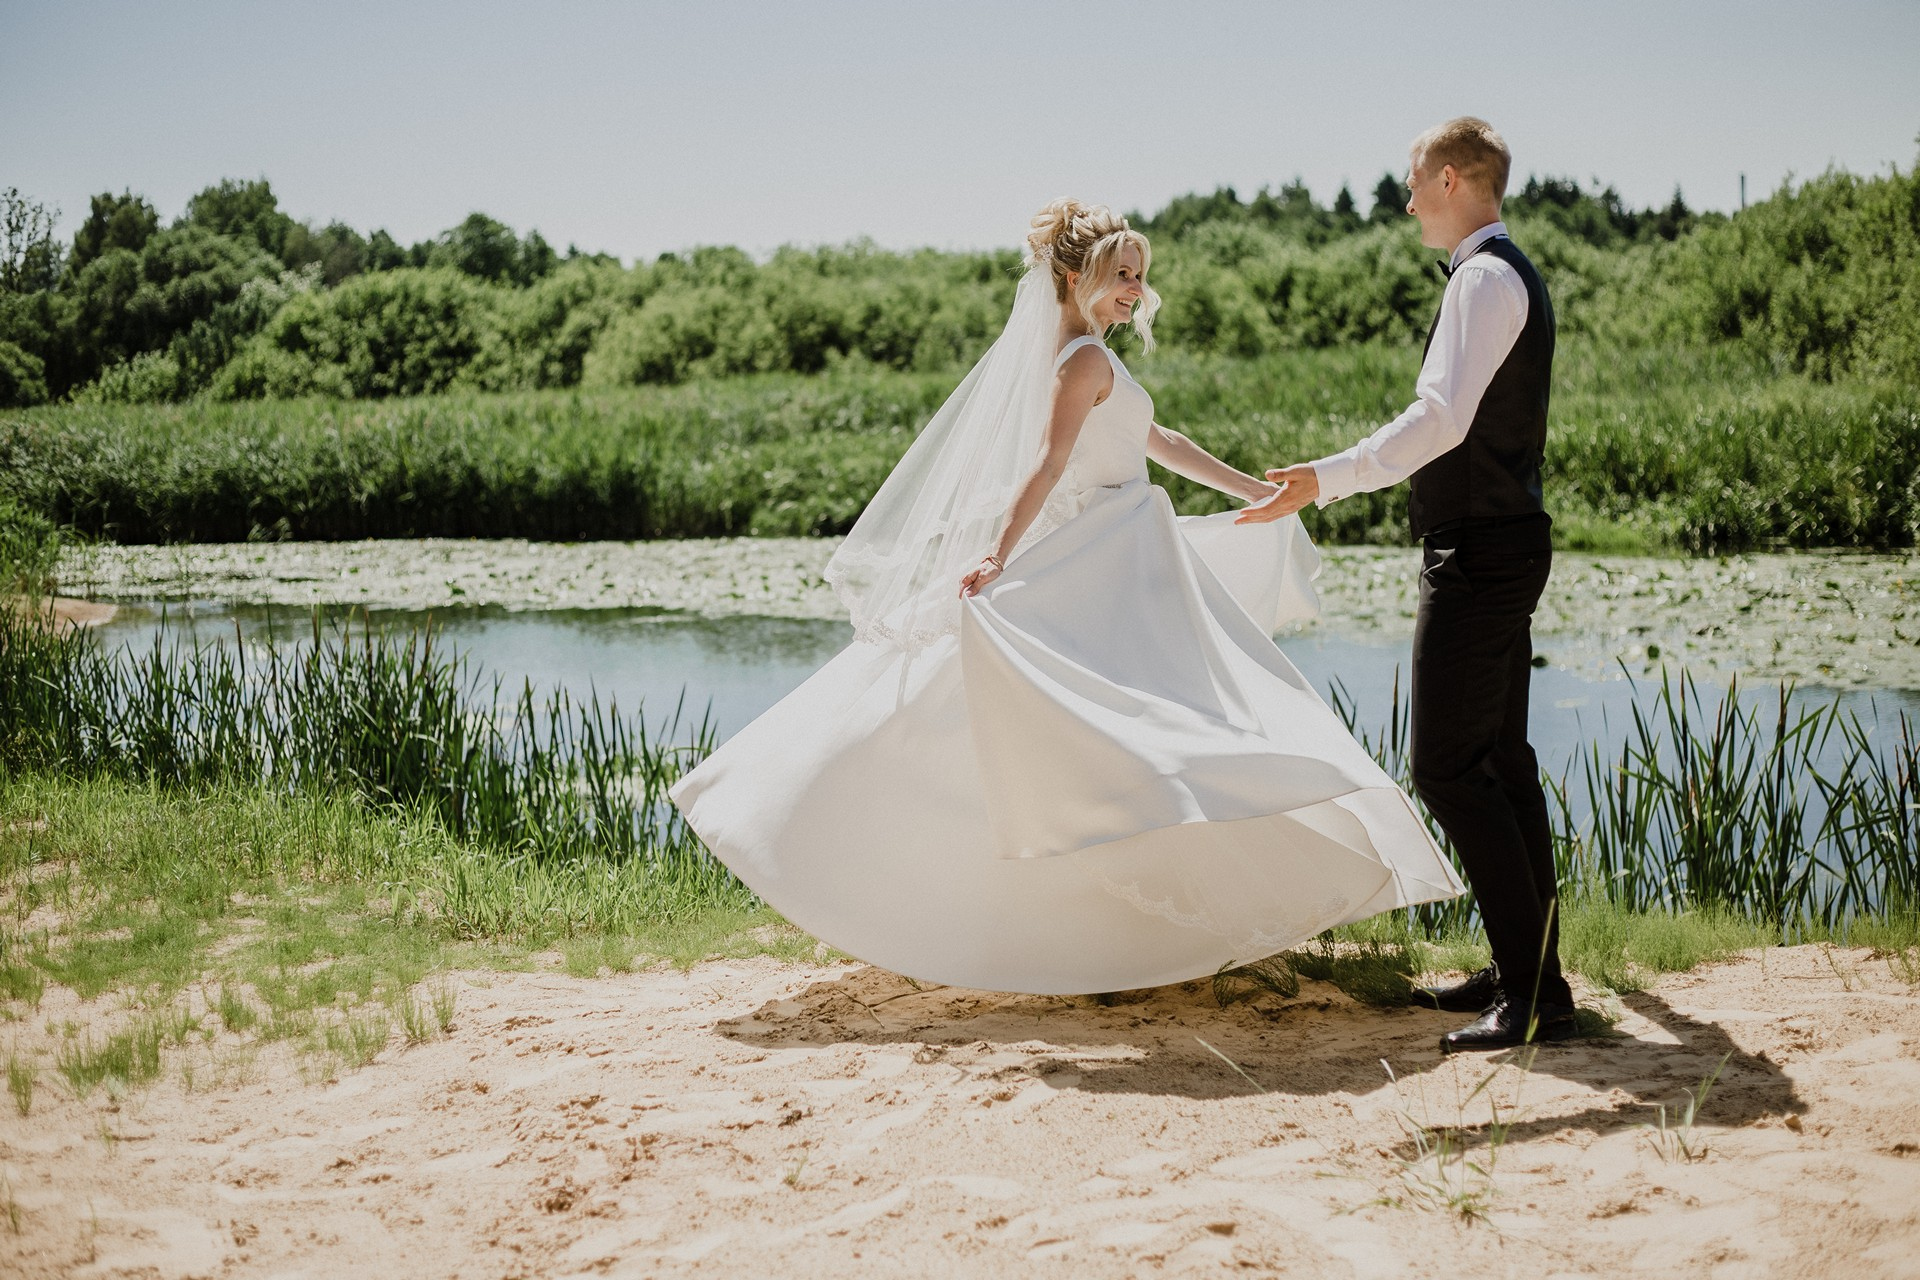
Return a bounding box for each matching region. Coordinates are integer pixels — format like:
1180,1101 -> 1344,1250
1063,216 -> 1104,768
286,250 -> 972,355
1234,464 -> 1319,523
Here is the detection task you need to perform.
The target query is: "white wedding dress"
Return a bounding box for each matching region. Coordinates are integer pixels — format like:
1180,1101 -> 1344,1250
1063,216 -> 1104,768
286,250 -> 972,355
670,335 -> 1462,995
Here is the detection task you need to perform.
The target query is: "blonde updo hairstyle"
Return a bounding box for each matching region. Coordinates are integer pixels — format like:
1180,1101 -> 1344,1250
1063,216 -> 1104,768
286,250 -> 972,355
1027,198 -> 1161,352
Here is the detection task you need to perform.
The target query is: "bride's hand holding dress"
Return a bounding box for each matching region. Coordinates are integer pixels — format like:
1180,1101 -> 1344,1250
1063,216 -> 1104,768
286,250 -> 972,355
958,557 -> 1002,597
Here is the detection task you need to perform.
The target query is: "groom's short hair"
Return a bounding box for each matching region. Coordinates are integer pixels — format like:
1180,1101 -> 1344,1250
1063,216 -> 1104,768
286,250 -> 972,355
1411,117 -> 1512,202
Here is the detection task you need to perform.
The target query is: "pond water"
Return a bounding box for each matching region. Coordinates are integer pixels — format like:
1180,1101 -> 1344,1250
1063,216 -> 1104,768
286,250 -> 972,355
93,600 -> 1920,795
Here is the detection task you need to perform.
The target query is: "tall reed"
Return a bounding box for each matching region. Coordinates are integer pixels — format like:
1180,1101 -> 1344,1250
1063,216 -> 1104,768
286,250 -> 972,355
1573,669 -> 1917,933
1330,669 -> 1919,938
0,609 -> 724,899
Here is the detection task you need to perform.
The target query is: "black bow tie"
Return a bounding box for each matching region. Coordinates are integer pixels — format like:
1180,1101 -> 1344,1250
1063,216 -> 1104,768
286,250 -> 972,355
1442,233 -> 1507,280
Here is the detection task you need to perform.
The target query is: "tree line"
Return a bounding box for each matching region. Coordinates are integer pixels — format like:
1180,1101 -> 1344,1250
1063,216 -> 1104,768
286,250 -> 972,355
1133,173 -> 1702,246
1,160 -> 1915,410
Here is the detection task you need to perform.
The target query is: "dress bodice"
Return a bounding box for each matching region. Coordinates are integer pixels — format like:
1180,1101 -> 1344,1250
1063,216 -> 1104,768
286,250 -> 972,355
1054,336 -> 1152,491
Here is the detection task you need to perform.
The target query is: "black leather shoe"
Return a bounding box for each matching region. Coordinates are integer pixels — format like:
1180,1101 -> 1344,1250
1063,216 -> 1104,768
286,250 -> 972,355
1439,996 -> 1578,1053
1413,965 -> 1501,1013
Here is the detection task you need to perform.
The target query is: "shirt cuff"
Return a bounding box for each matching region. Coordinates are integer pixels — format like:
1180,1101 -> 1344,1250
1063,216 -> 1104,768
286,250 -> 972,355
1308,451 -> 1360,507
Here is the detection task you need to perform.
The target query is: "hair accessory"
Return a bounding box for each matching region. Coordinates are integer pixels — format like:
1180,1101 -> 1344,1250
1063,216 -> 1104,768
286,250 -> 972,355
1032,245 -> 1053,263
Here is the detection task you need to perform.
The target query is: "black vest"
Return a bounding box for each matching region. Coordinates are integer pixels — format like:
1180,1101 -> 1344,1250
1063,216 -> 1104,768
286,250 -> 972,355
1406,236 -> 1555,540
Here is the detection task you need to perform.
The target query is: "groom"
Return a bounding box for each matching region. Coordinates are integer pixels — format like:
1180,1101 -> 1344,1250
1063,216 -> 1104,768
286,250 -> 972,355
1240,116 -> 1575,1051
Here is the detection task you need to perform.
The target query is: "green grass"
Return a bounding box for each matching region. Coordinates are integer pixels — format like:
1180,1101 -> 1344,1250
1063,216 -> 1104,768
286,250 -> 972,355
1283,931 -> 1421,1007
0,770 -> 826,1098
398,995 -> 434,1044
6,1053 -> 33,1116
55,1019 -> 165,1096
0,932 -> 46,1007
213,982 -> 258,1033
1556,900 -> 1773,994
4,340 -> 1915,553
1212,912 -> 1478,1009
0,771 -> 789,967
319,1008 -> 390,1071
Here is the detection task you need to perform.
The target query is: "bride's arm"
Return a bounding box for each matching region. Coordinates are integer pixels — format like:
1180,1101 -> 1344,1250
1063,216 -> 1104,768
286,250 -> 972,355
959,349 -> 1108,596
1146,423 -> 1276,504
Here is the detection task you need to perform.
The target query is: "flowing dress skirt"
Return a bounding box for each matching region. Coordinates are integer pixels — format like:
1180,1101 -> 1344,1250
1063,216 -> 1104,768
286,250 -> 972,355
670,480 -> 1461,994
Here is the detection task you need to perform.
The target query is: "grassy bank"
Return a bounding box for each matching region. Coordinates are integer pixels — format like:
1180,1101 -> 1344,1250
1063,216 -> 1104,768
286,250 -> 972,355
0,607 -> 722,881
5,610 -> 1914,937
2,609 -> 1915,1103
5,769 -> 1914,1108
2,603 -> 1915,1099
4,341 -> 1917,553
0,605 -> 780,1097
0,773 -> 819,1100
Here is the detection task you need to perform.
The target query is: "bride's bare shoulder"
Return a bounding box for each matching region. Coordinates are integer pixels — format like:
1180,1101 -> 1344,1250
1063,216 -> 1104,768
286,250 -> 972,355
1055,342 -> 1115,397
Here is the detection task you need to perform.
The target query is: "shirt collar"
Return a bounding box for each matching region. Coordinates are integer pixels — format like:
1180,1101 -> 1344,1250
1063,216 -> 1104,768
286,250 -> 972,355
1448,221 -> 1509,272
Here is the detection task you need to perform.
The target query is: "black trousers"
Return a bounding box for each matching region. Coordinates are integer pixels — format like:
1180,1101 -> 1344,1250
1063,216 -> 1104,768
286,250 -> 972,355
1409,515 -> 1571,1009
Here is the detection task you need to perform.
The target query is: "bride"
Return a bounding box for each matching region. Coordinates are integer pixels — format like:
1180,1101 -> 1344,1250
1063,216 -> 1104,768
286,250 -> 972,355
670,200 -> 1462,995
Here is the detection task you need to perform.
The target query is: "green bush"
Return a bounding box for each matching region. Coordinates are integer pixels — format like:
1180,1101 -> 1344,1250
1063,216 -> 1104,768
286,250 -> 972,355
467,260 -> 634,390
0,341 -> 48,408
1596,168 -> 1920,382
6,347 -> 1915,551
0,372 -> 954,542
584,285 -> 775,385
0,492 -> 57,596
582,245 -> 1016,386
213,268 -> 497,399
73,351 -> 182,404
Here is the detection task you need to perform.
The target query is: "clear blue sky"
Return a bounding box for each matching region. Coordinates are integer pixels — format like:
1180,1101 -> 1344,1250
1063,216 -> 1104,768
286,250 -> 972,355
4,0 -> 1916,262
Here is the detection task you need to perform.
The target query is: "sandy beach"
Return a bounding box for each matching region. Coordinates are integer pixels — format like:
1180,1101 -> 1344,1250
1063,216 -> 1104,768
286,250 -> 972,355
4,945 -> 1917,1279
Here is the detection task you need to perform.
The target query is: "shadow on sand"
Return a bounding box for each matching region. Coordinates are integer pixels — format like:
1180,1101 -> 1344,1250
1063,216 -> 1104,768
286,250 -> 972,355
717,966 -> 1803,1148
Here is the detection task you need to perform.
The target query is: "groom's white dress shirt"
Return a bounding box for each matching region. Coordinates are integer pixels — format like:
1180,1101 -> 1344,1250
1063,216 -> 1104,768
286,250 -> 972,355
1309,221 -> 1530,507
